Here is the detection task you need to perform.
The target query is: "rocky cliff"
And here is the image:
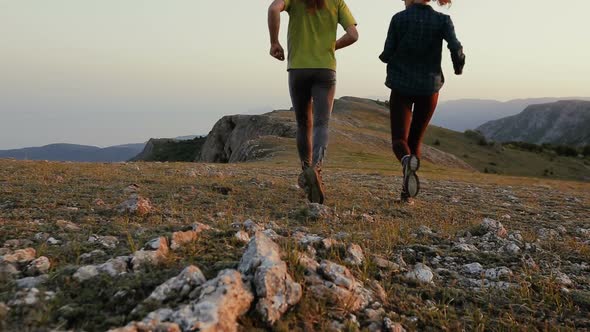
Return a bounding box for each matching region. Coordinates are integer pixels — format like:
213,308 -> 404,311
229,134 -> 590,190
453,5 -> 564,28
198,114 -> 297,163
477,100 -> 590,146
131,137 -> 207,162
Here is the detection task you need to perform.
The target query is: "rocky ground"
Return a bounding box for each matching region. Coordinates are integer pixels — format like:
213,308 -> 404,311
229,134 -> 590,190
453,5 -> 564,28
0,159 -> 589,331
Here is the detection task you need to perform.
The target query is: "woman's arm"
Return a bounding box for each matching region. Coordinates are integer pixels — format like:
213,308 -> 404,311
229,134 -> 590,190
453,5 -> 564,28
443,16 -> 465,75
379,16 -> 397,63
268,0 -> 286,61
336,25 -> 359,50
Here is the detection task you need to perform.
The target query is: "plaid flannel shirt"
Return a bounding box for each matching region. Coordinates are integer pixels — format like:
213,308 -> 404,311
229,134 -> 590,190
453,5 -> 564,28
379,4 -> 465,96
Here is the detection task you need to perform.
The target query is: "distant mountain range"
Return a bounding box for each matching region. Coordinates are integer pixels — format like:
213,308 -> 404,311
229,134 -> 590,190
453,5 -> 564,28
0,143 -> 146,162
0,136 -> 201,162
477,100 -> 590,147
432,97 -> 590,132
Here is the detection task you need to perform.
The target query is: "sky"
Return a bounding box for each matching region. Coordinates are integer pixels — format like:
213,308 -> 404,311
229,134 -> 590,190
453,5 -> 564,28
1,0 -> 589,149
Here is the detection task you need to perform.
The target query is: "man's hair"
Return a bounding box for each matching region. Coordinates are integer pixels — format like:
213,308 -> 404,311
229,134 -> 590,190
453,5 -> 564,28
302,0 -> 326,11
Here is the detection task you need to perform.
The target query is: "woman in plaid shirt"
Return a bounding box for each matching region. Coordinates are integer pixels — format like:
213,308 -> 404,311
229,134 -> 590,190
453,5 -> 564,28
380,0 -> 465,203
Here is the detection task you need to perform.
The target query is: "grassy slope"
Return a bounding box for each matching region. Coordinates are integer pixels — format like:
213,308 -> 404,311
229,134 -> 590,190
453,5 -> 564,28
1,160 -> 589,331
270,98 -> 590,182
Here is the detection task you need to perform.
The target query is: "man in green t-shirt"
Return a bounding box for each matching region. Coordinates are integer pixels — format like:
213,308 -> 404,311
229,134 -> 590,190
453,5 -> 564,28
268,0 -> 358,204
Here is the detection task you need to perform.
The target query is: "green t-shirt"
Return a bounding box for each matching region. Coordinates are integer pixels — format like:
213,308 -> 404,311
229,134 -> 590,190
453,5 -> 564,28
284,0 -> 357,70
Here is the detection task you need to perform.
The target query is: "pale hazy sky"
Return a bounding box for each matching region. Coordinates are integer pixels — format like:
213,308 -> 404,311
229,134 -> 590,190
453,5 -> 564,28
1,0 -> 589,149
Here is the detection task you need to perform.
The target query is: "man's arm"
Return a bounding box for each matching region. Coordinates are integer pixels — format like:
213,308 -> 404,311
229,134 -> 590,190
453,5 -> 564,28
379,16 -> 397,63
336,25 -> 359,50
268,0 -> 286,61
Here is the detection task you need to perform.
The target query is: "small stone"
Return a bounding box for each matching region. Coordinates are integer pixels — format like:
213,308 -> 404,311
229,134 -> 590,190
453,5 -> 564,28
0,262 -> 19,277
145,265 -> 206,303
16,275 -> 49,289
192,222 -> 212,233
34,232 -> 49,242
0,302 -> 8,322
504,243 -> 521,254
307,203 -> 332,219
8,288 -> 55,306
47,237 -> 62,245
117,194 -> 153,215
453,243 -> 479,252
80,249 -> 107,264
345,244 -> 365,266
56,220 -> 81,232
234,231 -> 250,244
262,229 -> 281,240
417,225 -> 434,236
372,256 -> 400,271
384,318 -> 406,332
362,214 -> 375,223
484,267 -> 512,280
481,218 -> 508,238
243,219 -> 262,233
99,256 -> 130,277
73,265 -> 100,282
405,263 -> 434,283
462,263 -> 484,276
100,236 -> 120,249
2,248 -> 36,264
94,198 -> 106,207
144,237 -> 169,251
170,230 -> 199,250
25,256 -> 51,276
553,271 -> 573,287
3,239 -> 33,249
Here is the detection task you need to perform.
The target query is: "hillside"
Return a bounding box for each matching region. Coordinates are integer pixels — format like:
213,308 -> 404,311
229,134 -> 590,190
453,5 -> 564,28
431,97 -> 590,132
0,159 -> 589,331
477,100 -> 590,146
0,143 -> 145,162
149,97 -> 589,181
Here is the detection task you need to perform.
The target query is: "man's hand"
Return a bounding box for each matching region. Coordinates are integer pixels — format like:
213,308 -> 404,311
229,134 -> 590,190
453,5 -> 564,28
270,43 -> 285,61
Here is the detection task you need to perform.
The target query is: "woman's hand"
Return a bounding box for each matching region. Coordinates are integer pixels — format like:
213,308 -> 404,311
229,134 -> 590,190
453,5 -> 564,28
270,43 -> 285,61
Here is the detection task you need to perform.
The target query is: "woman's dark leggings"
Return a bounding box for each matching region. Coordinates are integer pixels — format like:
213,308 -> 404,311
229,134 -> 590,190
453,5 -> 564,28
389,89 -> 439,162
289,69 -> 337,170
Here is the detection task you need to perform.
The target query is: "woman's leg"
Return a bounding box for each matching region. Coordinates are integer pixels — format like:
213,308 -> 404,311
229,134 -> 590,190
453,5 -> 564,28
407,93 -> 439,158
289,70 -> 314,168
310,70 -> 337,169
389,89 -> 414,162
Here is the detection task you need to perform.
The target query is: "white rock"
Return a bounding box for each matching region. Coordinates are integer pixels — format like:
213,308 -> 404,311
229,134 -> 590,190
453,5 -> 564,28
8,288 -> 55,306
481,218 -> 508,238
25,256 -> 51,276
484,267 -> 512,280
504,243 -> 521,254
1,248 -> 36,264
405,263 -> 434,283
345,244 -> 365,266
99,256 -> 130,277
238,232 -> 302,325
234,231 -> 250,244
16,275 -> 49,289
146,265 -> 206,303
56,220 -> 81,232
462,263 -> 484,276
73,265 -> 100,282
47,237 -> 62,246
553,271 -> 573,287
453,243 -> 479,252
163,269 -> 253,332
